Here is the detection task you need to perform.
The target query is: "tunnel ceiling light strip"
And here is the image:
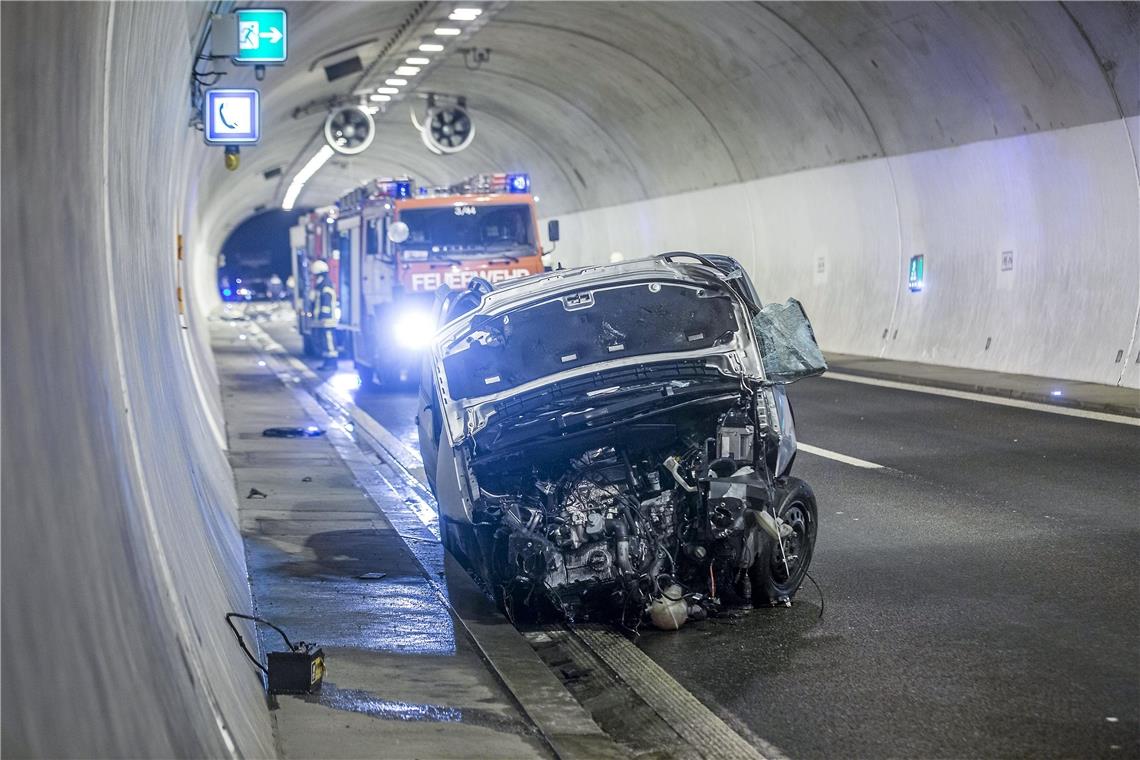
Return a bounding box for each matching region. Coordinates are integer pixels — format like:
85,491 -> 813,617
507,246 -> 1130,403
282,145 -> 335,211
285,5 -> 495,201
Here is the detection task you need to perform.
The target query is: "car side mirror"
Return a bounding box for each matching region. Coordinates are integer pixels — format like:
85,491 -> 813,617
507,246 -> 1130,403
547,219 -> 560,242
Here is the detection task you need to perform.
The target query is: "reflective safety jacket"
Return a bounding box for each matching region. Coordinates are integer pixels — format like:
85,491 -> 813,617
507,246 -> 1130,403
310,273 -> 338,327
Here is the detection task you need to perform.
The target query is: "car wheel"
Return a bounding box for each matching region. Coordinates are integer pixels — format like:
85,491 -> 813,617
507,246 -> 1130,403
749,477 -> 818,606
355,363 -> 379,390
375,363 -> 414,391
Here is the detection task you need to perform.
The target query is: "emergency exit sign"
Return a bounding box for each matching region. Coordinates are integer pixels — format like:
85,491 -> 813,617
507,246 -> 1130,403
233,9 -> 288,64
908,254 -> 925,292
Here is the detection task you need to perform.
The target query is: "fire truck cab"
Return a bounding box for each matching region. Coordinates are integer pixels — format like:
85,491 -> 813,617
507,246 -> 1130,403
326,172 -> 549,385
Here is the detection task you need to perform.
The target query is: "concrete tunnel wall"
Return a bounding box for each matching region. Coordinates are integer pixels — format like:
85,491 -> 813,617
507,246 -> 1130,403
545,115 -> 1140,387
1,3 -> 275,758
2,1 -> 1138,757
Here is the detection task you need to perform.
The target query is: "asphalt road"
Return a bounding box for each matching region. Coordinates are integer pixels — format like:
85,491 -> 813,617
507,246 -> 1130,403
636,377 -> 1139,759
265,319 -> 1138,758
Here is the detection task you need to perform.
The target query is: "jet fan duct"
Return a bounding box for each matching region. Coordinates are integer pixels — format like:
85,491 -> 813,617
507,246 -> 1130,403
324,106 -> 375,155
421,103 -> 475,154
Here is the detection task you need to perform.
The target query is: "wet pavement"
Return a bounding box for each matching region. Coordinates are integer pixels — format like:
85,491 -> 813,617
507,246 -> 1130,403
214,319 -> 555,759
258,312 -> 1139,760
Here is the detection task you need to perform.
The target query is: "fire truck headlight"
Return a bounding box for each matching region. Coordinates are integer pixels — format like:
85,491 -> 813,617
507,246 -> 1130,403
392,308 -> 436,349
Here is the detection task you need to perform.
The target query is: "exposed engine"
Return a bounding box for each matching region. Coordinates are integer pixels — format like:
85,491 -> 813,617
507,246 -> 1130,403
455,396 -> 818,630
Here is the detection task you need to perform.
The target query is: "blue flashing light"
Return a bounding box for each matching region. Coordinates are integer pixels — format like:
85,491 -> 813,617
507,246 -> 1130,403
222,288 -> 233,297
506,173 -> 530,193
374,178 -> 415,200
419,186 -> 429,196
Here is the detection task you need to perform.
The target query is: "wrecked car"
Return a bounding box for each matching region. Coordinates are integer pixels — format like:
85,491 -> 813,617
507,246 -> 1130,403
416,253 -> 827,629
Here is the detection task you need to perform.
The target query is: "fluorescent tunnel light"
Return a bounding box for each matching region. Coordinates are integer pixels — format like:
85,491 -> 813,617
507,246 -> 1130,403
282,145 -> 335,210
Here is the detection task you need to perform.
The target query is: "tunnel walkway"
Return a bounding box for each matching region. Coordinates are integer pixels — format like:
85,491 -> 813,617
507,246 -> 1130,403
214,318 -> 560,759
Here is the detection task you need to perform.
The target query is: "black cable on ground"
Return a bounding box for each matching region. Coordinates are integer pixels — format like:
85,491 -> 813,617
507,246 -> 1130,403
803,571 -> 825,621
225,613 -> 299,674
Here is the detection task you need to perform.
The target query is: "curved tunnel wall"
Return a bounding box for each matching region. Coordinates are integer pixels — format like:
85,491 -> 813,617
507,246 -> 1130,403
1,4 -> 274,757
546,115 -> 1140,387
2,2 -> 1137,756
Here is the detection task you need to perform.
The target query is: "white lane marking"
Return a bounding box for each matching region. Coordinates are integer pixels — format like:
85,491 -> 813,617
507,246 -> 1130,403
824,372 -> 1140,427
796,442 -> 884,469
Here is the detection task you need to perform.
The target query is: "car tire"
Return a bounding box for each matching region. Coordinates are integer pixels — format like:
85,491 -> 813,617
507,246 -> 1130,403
749,477 -> 818,607
355,363 -> 379,390
375,363 -> 413,391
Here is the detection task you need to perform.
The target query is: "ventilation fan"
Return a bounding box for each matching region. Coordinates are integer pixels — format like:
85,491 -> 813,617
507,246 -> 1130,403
422,104 -> 475,154
324,106 -> 375,155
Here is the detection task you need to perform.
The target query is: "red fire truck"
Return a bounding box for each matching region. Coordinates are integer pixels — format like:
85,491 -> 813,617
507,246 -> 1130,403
291,172 -> 555,384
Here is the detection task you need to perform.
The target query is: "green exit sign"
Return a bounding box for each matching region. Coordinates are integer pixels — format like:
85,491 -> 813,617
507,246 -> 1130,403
908,254 -> 925,292
234,9 -> 288,64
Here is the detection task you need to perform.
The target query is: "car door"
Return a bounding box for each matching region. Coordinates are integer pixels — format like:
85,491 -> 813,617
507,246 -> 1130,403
416,285 -> 462,496
416,278 -> 497,498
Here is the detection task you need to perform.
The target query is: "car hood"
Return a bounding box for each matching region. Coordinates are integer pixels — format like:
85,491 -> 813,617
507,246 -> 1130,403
427,258 -> 765,449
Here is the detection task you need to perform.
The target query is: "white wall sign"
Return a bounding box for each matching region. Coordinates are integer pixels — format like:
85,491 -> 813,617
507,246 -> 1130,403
997,249 -> 1014,291
203,89 -> 260,145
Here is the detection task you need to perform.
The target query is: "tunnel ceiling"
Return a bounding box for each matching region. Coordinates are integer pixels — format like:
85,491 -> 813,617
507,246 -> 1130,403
198,1 -> 1139,236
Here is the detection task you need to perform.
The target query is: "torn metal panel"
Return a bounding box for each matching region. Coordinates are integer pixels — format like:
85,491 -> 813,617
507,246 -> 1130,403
418,254 -> 821,629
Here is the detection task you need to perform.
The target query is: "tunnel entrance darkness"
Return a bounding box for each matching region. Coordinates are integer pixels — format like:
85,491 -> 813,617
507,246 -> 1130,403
218,208 -> 306,301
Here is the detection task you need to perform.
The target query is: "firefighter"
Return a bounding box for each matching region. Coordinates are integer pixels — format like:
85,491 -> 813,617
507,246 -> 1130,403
309,260 -> 338,370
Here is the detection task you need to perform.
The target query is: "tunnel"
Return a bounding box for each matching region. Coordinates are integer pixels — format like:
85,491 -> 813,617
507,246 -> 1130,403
2,2 -> 1137,758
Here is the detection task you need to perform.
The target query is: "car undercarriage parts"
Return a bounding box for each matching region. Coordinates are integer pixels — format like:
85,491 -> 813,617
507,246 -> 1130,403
664,456 -> 697,492
461,395 -> 818,630
648,584 -> 688,630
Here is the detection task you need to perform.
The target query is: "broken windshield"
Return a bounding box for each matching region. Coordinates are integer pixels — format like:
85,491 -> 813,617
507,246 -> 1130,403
751,298 -> 828,383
